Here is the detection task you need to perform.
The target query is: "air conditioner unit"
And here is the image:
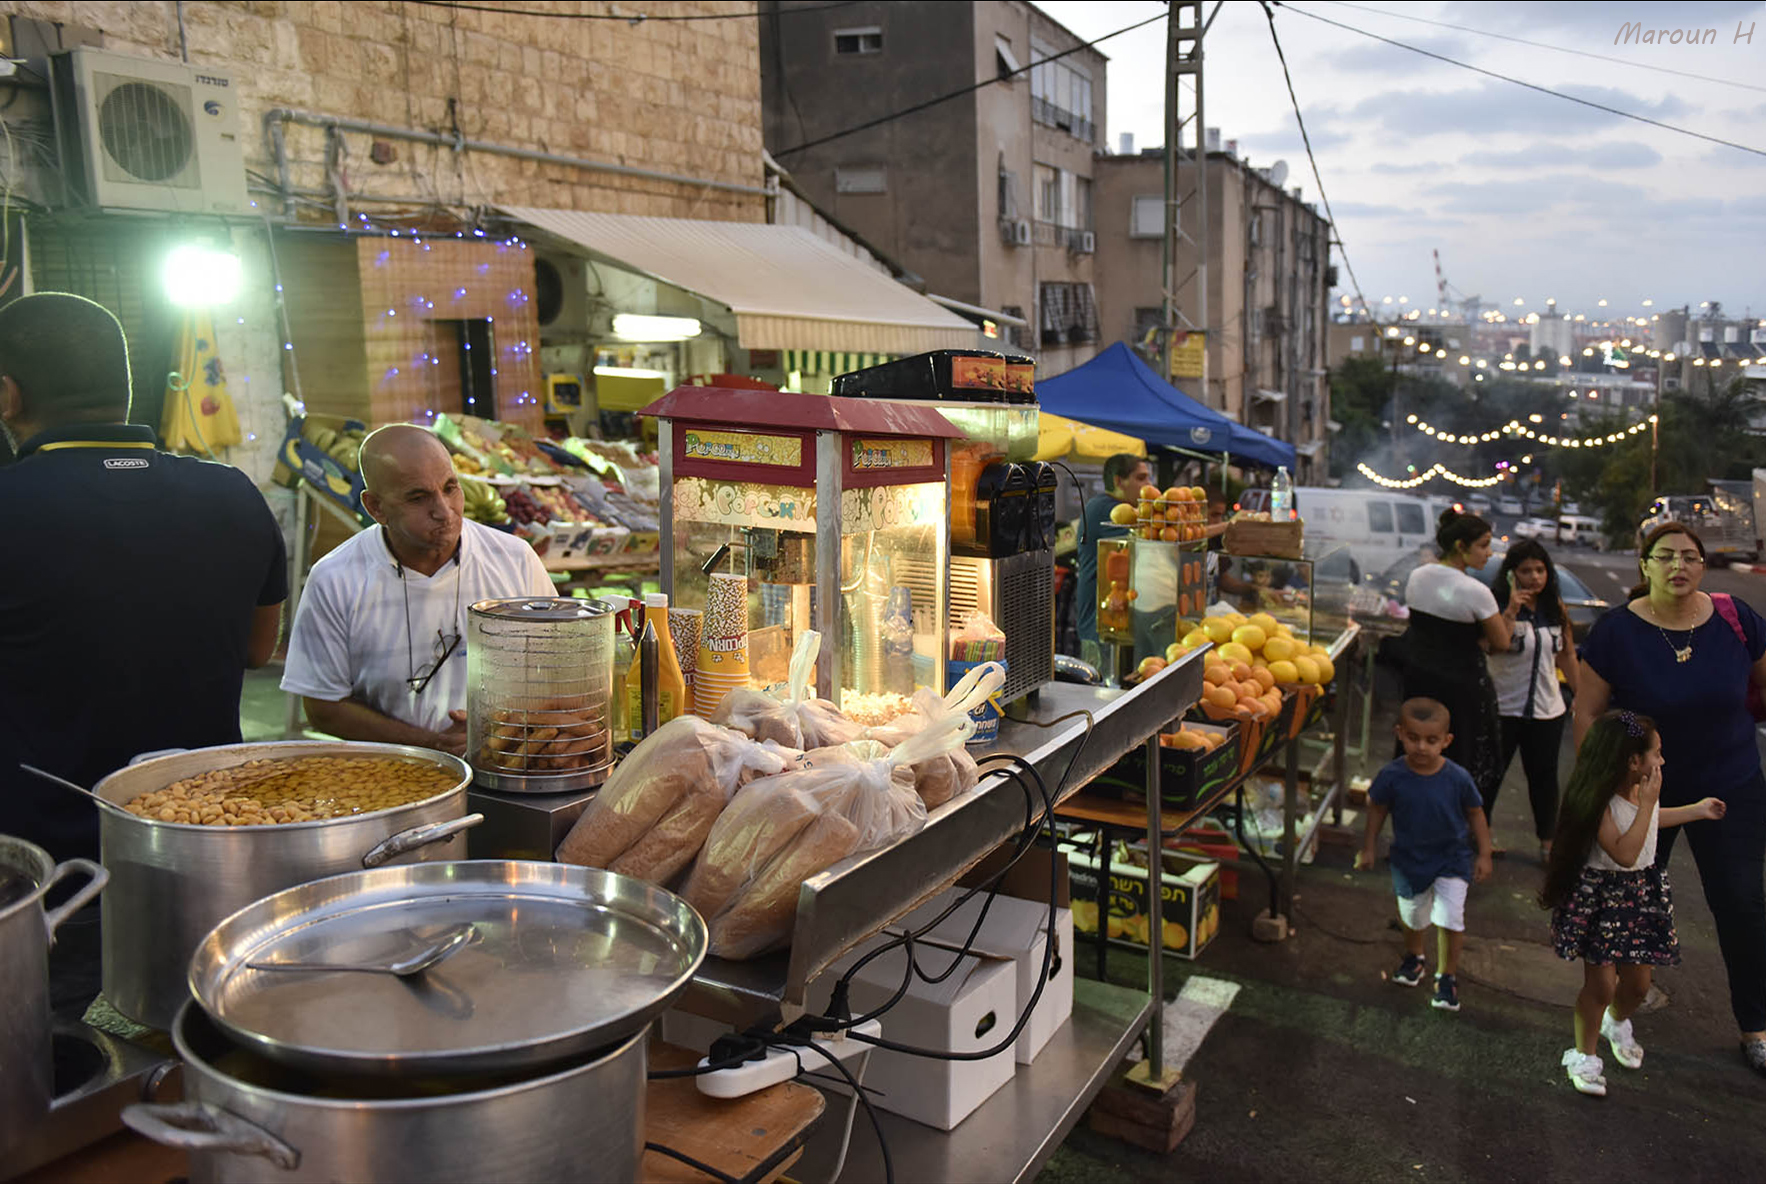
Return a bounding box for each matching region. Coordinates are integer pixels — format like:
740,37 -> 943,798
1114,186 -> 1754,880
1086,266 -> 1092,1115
1079,231 -> 1095,254
53,48 -> 248,214
1012,219 -> 1032,247
997,219 -> 1017,245
533,252 -> 591,340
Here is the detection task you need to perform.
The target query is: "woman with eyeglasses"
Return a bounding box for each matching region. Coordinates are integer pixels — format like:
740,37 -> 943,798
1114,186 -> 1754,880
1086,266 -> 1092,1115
1488,539 -> 1582,863
1576,522 -> 1766,1075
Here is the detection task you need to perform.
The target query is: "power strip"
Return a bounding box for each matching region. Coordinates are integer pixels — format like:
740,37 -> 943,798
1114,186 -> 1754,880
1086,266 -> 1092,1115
693,1021 -> 883,1099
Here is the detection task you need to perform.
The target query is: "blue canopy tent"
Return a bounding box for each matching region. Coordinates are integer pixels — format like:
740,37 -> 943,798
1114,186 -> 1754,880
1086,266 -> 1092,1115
1037,341 -> 1295,470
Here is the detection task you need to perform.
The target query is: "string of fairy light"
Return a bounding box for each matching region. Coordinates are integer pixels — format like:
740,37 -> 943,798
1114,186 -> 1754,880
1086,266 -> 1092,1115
1357,412 -> 1659,488
1356,462 -> 1502,489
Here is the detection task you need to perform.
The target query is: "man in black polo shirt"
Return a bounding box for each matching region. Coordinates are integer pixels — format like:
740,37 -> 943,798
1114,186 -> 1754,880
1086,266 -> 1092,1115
0,294 -> 285,1010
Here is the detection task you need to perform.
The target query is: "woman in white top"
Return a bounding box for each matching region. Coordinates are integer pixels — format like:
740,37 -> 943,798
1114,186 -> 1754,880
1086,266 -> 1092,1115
1544,711 -> 1726,1097
1400,509 -> 1525,812
1487,539 -> 1583,861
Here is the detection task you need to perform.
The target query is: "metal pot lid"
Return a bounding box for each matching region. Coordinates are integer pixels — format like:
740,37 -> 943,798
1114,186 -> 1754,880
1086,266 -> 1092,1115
469,597 -> 614,623
188,861 -> 705,1078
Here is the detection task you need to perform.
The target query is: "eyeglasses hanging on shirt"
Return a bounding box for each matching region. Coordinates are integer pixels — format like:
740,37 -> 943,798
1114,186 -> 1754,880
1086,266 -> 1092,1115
392,529 -> 464,696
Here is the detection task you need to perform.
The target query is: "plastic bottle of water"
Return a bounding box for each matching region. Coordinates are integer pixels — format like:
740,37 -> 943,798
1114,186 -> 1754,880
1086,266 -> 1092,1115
1270,466 -> 1294,521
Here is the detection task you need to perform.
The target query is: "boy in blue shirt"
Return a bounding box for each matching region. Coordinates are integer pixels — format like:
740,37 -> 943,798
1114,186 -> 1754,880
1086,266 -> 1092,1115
1356,697 -> 1495,1012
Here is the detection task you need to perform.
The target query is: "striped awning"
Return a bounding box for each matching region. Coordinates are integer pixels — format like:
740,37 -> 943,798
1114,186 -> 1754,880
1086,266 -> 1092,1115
783,350 -> 893,377
501,207 -> 977,354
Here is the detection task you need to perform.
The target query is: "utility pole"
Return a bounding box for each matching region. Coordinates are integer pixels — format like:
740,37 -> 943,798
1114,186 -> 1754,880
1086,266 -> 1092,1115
1161,3 -> 1209,408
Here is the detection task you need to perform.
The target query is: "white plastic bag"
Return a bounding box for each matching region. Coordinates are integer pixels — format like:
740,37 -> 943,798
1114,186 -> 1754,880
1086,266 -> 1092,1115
711,631 -> 863,750
555,716 -> 792,885
860,663 -> 1005,806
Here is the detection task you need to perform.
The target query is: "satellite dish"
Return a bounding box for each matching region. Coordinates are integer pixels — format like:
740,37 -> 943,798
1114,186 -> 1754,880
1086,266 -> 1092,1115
1268,160 -> 1290,189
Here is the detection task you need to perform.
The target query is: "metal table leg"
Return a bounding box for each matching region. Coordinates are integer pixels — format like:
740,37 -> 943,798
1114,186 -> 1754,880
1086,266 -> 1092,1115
1281,735 -> 1300,919
1128,731 -> 1179,1092
1095,827 -> 1109,982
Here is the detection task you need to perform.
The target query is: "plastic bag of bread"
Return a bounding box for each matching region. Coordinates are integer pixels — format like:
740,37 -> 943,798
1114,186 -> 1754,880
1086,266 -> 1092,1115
555,716 -> 792,886
684,716 -> 968,959
861,663 -> 1005,807
712,630 -> 862,749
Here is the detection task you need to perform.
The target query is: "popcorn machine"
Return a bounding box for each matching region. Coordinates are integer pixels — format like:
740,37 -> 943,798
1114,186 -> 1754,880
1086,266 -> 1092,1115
831,351 -> 1054,705
645,386 -> 960,719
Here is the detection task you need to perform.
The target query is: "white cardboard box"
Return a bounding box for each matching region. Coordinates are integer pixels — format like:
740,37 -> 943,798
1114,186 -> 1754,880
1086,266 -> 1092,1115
809,938 -> 1018,1131
896,889 -> 1074,1065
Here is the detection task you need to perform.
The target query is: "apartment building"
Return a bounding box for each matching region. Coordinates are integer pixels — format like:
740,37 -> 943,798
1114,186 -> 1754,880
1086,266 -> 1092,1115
1094,144 -> 1333,478
761,0 -> 1107,376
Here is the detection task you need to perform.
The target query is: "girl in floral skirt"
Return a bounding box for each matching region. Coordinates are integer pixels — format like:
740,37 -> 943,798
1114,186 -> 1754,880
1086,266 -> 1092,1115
1542,710 -> 1727,1097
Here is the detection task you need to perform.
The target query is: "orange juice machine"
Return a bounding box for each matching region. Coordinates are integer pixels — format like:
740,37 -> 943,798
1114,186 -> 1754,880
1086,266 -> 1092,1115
643,386 -> 961,716
831,351 -> 1053,705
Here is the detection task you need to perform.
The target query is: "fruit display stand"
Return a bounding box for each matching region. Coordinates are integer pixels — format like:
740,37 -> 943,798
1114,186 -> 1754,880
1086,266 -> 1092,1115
1053,621 -> 1361,955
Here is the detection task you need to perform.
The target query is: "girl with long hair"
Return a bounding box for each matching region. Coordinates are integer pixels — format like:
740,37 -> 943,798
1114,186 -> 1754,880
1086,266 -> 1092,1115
1545,710 -> 1725,1097
1488,539 -> 1582,861
1576,522 -> 1766,1074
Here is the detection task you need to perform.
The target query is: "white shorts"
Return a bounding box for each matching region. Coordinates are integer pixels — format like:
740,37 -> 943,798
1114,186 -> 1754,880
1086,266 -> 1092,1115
1396,876 -> 1468,932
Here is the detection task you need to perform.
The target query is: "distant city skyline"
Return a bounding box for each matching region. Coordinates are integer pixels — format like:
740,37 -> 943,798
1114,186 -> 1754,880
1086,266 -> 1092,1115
1034,0 -> 1766,319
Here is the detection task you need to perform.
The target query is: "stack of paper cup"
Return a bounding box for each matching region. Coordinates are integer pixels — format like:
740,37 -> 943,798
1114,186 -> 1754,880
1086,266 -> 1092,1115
669,607 -> 702,699
694,573 -> 750,717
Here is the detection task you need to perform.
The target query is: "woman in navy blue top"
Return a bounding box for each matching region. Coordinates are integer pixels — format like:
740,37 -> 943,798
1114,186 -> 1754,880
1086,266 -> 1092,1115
1576,523 -> 1766,1074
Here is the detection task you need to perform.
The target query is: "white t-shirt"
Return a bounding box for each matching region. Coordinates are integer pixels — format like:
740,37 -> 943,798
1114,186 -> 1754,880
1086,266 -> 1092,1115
1487,613 -> 1568,719
1588,794 -> 1658,872
282,520 -> 553,733
1404,562 -> 1498,624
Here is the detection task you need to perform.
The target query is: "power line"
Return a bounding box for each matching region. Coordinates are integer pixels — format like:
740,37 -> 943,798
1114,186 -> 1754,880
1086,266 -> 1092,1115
1311,0 -> 1766,97
404,0 -> 857,21
1256,3 -> 1372,320
773,8 -> 1167,158
1272,2 -> 1766,159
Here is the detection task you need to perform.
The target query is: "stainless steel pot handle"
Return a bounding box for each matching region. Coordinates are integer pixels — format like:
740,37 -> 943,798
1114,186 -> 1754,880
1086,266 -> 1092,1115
361,813 -> 485,868
127,747 -> 190,766
122,1102 -> 301,1169
40,859 -> 108,941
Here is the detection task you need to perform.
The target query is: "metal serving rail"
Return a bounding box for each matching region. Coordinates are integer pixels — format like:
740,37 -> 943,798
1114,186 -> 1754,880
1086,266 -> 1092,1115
678,648 -> 1207,1028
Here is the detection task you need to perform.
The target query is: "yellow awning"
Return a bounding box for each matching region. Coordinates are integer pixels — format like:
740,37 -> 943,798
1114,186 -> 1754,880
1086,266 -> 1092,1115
501,207 -> 977,354
1036,412 -> 1145,462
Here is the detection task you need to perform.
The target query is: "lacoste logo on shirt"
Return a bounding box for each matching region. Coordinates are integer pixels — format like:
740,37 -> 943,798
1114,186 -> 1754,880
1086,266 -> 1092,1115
103,458 -> 149,470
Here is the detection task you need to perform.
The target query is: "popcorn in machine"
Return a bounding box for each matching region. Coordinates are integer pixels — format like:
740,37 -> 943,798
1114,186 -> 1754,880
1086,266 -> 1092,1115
831,351 -> 1054,706
645,386 -> 960,727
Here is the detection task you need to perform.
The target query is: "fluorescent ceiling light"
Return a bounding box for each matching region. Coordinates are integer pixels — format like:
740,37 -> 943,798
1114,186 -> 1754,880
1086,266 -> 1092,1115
612,314 -> 701,342
593,365 -> 670,380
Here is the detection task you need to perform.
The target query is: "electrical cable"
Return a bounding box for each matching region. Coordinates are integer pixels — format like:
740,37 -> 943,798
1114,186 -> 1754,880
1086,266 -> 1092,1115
778,1035 -> 892,1184
1272,1 -> 1766,159
821,1048 -> 871,1183
1309,0 -> 1766,97
405,0 -> 857,20
774,9 -> 1167,158
642,1142 -> 741,1184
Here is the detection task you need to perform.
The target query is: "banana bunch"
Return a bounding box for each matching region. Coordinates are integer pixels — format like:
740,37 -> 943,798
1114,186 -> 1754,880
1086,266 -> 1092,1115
451,452 -> 485,477
302,423 -> 367,473
461,475 -> 510,524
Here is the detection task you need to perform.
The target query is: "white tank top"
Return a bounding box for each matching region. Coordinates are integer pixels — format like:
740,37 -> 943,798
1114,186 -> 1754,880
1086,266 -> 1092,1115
1587,795 -> 1658,872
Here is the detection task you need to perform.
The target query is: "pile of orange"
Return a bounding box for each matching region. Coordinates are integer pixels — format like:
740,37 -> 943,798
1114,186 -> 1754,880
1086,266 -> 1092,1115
1160,726 -> 1228,752
1132,485 -> 1210,543
1200,656 -> 1285,723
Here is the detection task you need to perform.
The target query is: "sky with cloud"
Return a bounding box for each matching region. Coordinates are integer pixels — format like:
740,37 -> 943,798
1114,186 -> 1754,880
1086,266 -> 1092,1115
1034,0 -> 1766,319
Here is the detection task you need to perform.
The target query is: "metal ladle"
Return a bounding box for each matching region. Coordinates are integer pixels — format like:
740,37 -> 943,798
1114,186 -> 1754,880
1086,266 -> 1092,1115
20,763 -> 130,815
245,922 -> 476,979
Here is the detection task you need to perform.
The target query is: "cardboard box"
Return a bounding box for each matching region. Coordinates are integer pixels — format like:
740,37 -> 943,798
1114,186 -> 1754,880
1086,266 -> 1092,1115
896,889 -> 1073,1066
809,939 -> 1017,1131
1065,844 -> 1222,960
1091,721 -> 1240,810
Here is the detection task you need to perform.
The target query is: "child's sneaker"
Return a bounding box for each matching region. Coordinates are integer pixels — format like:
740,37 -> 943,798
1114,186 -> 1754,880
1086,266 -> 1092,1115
1562,1048 -> 1607,1096
1430,973 -> 1460,1012
1601,1009 -> 1644,1069
1392,954 -> 1426,986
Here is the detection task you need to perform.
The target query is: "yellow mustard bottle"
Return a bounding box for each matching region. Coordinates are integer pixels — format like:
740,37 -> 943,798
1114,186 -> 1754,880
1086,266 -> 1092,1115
626,593 -> 686,739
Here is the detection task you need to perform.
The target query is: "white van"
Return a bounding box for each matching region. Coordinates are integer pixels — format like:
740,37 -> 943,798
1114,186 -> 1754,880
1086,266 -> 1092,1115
1239,486 -> 1439,577
1558,514 -> 1604,549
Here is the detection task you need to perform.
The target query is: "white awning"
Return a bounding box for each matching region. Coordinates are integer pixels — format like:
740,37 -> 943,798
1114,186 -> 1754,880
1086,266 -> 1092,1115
1252,388 -> 1288,403
502,206 -> 977,354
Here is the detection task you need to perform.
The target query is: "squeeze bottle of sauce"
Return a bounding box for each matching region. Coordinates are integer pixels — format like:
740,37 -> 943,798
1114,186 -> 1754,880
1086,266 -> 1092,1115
626,593 -> 686,739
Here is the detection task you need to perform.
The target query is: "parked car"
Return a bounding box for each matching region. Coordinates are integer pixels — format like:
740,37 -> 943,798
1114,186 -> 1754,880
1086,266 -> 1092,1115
1496,496 -> 1525,516
1513,517 -> 1559,540
1372,542 -> 1610,642
1467,494 -> 1494,516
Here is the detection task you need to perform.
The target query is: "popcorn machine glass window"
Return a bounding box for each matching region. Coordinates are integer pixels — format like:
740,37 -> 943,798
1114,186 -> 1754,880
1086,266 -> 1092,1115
646,387 -> 958,719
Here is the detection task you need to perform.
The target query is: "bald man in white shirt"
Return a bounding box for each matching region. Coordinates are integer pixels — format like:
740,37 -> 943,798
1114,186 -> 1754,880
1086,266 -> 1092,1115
281,424 -> 552,755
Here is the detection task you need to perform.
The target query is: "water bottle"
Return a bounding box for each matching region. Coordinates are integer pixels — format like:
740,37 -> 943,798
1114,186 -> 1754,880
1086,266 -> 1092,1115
1271,466 -> 1294,521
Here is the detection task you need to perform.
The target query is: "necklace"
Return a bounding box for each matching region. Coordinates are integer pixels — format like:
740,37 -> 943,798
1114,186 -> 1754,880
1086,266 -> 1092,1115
391,529 -> 464,694
1645,602 -> 1694,663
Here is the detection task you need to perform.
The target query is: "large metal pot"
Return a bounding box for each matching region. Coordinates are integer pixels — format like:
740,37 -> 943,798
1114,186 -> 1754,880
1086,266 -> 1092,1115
0,835 -> 107,1161
124,1003 -> 645,1183
93,741 -> 479,1030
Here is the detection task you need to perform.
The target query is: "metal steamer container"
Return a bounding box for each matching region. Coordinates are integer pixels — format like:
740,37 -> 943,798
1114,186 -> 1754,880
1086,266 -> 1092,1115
0,836 -> 107,1162
92,741 -> 477,1030
467,598 -> 616,794
123,861 -> 705,1184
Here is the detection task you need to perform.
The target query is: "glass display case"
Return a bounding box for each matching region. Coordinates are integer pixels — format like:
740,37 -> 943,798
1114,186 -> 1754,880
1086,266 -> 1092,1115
647,386 -> 961,716
1214,553 -> 1315,644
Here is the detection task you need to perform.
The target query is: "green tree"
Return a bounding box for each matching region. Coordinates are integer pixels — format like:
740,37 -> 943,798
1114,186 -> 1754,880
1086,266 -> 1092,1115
1327,355 -> 1395,481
